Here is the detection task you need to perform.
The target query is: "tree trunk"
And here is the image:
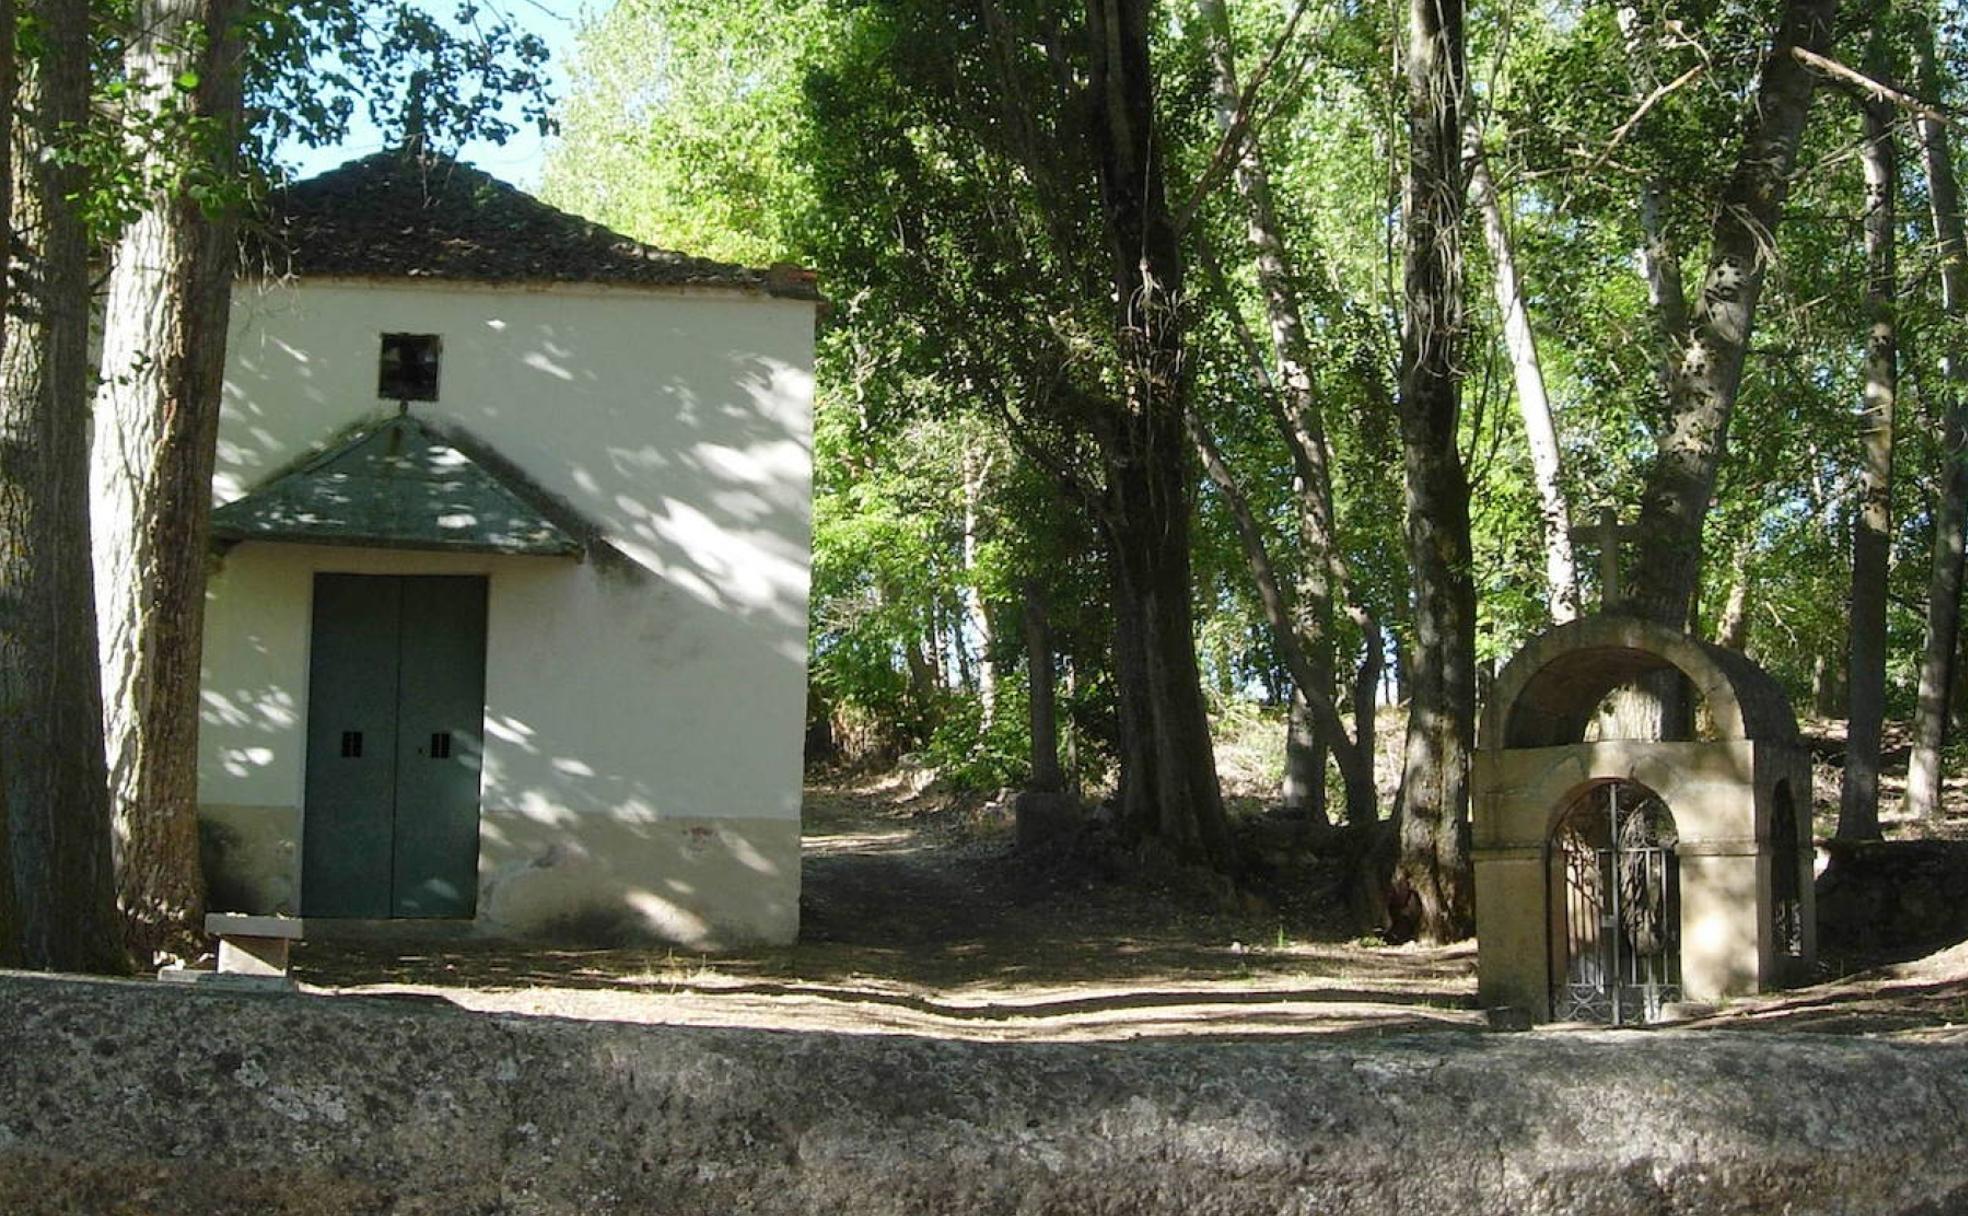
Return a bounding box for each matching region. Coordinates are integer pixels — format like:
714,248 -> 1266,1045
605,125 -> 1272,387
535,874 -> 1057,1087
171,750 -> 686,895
1466,129 -> 1577,623
92,0 -> 248,963
0,0 -> 128,973
1281,690 -> 1328,826
1625,0 -> 1839,627
1393,0 -> 1476,943
1187,410 -> 1378,825
1714,541 -> 1753,652
1350,610 -> 1383,827
1022,579 -> 1064,793
1200,0 -> 1371,822
1617,7 -> 1690,396
1906,22 -> 1968,822
1813,653 -> 1844,719
1838,73 -> 1897,843
1086,0 -> 1231,870
0,0 -> 17,967
960,444 -> 997,729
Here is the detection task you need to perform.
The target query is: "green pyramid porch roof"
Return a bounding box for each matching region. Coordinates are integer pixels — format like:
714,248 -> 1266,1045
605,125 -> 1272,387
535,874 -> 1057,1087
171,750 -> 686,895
211,414 -> 586,557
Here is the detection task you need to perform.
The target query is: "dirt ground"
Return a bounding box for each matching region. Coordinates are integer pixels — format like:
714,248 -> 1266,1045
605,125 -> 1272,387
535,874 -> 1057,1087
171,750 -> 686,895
297,773 -> 1483,1041
294,744 -> 1968,1043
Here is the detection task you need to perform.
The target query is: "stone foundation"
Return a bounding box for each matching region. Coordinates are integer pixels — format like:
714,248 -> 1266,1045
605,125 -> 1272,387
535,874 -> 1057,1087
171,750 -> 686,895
1,973 -> 1965,1214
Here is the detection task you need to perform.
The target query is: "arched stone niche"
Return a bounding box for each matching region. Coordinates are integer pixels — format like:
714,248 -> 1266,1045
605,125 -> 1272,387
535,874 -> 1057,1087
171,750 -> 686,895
1472,615 -> 1814,1023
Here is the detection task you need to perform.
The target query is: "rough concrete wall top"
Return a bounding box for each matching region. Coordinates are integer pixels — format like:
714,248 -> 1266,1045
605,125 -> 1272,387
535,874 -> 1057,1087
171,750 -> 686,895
2,973 -> 1965,1215
1483,615 -> 1800,750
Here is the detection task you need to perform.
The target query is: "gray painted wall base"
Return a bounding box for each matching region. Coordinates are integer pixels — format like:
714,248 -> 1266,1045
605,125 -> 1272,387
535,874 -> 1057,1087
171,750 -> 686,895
0,972 -> 1963,1215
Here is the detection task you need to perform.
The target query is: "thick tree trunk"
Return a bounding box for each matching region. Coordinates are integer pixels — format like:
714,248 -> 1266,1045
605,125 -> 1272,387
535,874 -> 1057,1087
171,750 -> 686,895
0,0 -> 17,966
1466,131 -> 1577,623
1626,0 -> 1839,627
92,0 -> 248,962
1087,0 -> 1231,870
1104,511 -> 1230,865
1838,80 -> 1897,843
0,0 -> 128,973
1281,691 -> 1328,825
1393,0 -> 1476,943
1906,23 -> 1968,822
1022,579 -> 1063,793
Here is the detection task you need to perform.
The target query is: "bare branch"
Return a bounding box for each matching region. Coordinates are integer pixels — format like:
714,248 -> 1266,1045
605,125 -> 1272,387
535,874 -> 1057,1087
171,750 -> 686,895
1792,46 -> 1955,126
1173,0 -> 1316,232
1597,63 -> 1706,166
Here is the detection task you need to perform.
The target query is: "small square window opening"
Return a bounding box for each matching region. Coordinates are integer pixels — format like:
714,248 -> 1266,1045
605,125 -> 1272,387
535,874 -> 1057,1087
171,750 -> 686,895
379,333 -> 442,401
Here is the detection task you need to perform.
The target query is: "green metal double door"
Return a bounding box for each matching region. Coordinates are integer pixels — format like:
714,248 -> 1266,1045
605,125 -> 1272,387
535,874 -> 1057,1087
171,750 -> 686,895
302,574 -> 488,918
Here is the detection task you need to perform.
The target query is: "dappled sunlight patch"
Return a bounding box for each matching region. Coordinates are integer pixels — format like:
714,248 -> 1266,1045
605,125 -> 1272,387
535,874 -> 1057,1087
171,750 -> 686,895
803,829 -> 919,858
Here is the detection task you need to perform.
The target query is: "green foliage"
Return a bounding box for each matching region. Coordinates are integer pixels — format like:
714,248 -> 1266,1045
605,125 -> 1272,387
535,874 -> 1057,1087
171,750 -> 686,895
540,0 -> 828,264
246,2 -> 554,166
544,0 -> 1968,804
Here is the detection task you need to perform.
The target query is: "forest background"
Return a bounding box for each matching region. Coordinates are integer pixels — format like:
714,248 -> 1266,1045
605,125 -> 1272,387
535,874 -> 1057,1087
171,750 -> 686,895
541,0 -> 1968,940
0,0 -> 1962,968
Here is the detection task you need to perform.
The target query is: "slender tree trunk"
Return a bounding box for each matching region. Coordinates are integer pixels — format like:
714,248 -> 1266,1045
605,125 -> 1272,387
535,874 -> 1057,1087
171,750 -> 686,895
1838,75 -> 1898,843
1022,579 -> 1063,792
1466,130 -> 1577,622
0,0 -> 128,973
950,596 -> 973,691
1087,0 -> 1232,870
1350,610 -> 1383,827
92,0 -> 248,962
1200,0 -> 1375,825
1814,653 -> 1844,719
1714,541 -> 1754,652
1187,410 -> 1378,824
1906,22 -> 1968,822
1626,0 -> 1839,626
1617,6 -> 1691,398
1393,0 -> 1476,943
960,443 -> 997,729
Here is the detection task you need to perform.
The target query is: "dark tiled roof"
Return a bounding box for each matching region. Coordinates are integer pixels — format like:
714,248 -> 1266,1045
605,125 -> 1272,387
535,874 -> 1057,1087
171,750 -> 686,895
211,414 -> 587,557
249,150 -> 819,299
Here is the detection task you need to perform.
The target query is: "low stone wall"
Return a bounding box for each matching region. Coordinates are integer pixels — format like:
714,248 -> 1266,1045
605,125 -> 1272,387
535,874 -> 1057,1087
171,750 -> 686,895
1816,838 -> 1968,950
1,972 -> 1966,1215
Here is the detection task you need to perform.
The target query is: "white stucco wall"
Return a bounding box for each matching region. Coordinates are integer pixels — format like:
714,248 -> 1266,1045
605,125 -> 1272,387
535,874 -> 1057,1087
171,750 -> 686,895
198,277 -> 816,946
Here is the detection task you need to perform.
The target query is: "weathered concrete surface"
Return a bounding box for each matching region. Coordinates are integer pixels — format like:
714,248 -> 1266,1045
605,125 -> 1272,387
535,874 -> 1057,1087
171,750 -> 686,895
1,972 -> 1966,1215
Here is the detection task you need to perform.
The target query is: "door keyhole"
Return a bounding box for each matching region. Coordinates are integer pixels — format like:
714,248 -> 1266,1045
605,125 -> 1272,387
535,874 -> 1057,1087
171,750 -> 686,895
428,732 -> 452,760
340,731 -> 363,758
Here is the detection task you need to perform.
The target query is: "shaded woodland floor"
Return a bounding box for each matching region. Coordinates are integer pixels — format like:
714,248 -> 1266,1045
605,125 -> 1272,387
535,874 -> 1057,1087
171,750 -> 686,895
294,714 -> 1968,1042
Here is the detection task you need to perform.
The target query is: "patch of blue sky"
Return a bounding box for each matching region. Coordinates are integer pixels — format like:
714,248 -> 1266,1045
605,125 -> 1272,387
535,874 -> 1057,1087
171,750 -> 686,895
278,0 -> 591,190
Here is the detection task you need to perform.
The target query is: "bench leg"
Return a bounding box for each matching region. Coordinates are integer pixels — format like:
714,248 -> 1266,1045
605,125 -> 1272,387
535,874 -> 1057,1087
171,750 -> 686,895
217,935 -> 292,978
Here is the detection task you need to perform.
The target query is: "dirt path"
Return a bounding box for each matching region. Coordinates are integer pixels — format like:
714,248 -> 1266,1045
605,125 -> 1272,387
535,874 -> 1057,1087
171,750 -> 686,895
295,775 -> 1484,1040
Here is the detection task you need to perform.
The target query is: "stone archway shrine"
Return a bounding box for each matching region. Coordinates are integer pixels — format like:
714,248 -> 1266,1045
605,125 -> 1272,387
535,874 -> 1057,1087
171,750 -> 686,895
1471,615 -> 1814,1025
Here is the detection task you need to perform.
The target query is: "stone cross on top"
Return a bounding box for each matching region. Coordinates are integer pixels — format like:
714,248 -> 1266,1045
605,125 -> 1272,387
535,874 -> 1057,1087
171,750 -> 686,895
1570,506 -> 1643,611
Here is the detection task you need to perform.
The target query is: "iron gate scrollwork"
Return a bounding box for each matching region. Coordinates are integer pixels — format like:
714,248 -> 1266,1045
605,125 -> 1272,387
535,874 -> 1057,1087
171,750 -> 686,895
1551,782 -> 1681,1025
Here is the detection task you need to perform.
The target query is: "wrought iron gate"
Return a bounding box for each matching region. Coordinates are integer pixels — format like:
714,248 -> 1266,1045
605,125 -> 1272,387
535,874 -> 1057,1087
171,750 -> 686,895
1551,783 -> 1681,1025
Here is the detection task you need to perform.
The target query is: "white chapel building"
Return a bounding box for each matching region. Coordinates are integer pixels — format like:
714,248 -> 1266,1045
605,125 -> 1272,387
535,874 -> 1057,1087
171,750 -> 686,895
195,150 -> 818,946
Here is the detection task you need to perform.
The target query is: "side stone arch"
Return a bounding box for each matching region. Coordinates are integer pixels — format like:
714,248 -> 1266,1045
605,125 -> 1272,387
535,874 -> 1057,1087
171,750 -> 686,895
1480,615 -> 1799,751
